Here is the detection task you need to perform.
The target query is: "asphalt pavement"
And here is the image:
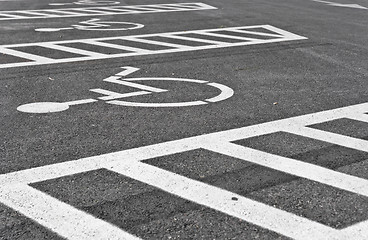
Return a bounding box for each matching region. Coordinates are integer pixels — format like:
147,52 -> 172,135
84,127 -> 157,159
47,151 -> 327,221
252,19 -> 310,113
0,0 -> 368,239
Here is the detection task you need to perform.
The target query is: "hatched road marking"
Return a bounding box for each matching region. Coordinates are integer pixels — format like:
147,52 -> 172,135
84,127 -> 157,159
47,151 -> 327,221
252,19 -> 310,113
0,25 -> 307,69
0,2 -> 217,21
1,102 -> 368,239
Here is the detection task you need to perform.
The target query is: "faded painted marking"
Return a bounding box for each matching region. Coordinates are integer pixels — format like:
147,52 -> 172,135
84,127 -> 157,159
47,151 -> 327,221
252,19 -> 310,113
0,2 -> 217,21
0,25 -> 307,69
2,102 -> 368,239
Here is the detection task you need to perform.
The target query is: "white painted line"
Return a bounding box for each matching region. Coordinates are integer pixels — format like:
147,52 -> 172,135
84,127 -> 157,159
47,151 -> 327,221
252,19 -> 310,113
125,77 -> 208,84
287,127 -> 368,152
82,40 -> 151,53
0,137 -> 203,185
124,37 -> 191,49
16,11 -> 59,17
229,29 -> 283,38
202,141 -> 368,197
0,47 -> 54,62
348,114 -> 368,123
0,185 -> 140,240
104,77 -> 168,93
41,43 -> 108,58
0,3 -> 217,21
46,9 -> 84,15
195,31 -> 263,41
312,0 -> 368,9
0,25 -> 307,69
161,34 -> 227,45
339,219 -> 368,240
107,100 -> 208,107
114,66 -> 140,76
73,9 -> 113,14
0,13 -> 24,18
108,160 -> 338,240
4,102 -> 368,239
90,88 -> 151,100
65,98 -> 98,105
205,82 -> 234,102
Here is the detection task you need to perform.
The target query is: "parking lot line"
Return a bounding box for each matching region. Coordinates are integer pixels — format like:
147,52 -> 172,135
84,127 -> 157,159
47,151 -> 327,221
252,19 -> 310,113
1,102 -> 368,239
0,2 -> 217,20
0,25 -> 307,69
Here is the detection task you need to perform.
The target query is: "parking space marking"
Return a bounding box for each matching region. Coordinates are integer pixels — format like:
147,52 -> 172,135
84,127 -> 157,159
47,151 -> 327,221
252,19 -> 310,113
0,25 -> 307,69
0,2 -> 217,21
2,102 -> 368,239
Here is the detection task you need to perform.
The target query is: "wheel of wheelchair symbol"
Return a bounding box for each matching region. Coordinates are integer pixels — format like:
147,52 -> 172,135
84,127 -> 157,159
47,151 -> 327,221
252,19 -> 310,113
106,77 -> 234,107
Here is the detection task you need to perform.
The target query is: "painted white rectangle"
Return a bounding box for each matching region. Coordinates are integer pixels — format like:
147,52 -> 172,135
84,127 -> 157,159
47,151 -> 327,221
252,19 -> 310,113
0,25 -> 307,69
0,2 -> 217,21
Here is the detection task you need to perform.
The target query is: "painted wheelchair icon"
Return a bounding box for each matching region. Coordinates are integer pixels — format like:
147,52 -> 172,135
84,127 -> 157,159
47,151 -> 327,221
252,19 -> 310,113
17,66 -> 234,114
35,18 -> 144,32
49,0 -> 120,6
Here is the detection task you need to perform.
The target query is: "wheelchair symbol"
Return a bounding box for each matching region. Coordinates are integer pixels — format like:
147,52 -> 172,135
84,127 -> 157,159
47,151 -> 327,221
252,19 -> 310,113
17,67 -> 234,114
35,19 -> 144,32
49,0 -> 120,6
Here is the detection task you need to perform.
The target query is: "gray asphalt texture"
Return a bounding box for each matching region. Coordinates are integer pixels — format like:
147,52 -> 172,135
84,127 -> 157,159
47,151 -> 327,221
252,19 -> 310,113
1,0 -> 368,239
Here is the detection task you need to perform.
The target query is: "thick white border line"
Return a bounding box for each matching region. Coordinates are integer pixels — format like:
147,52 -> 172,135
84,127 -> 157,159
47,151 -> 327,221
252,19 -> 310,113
1,102 -> 368,239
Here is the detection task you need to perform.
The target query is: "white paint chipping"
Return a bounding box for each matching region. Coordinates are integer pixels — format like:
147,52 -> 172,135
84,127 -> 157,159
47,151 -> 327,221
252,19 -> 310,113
0,3 -> 217,21
0,25 -> 307,69
2,102 -> 368,239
